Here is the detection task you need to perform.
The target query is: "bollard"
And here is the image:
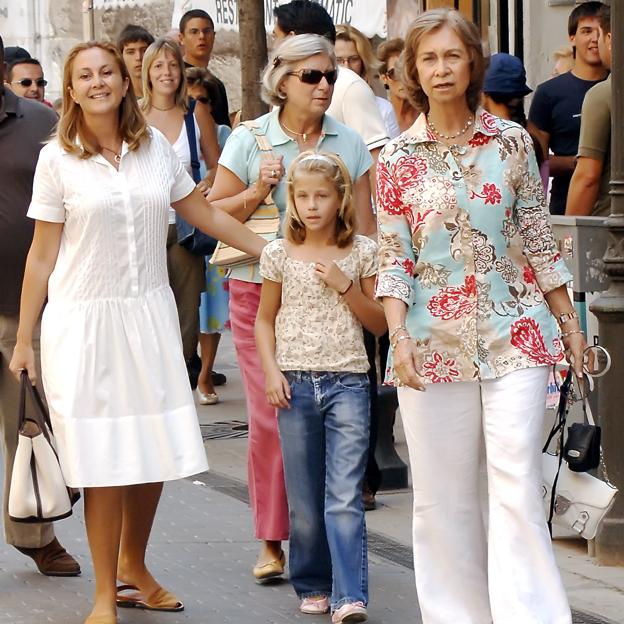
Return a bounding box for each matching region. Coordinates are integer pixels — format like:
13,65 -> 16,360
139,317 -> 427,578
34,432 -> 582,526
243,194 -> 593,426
375,385 -> 408,490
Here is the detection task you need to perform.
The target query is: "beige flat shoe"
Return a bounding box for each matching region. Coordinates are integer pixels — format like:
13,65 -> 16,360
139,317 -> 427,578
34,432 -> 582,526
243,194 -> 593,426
253,550 -> 286,581
116,584 -> 184,612
196,389 -> 219,405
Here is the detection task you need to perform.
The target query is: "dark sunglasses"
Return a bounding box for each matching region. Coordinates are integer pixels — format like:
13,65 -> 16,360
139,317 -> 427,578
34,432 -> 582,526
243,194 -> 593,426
386,67 -> 397,80
12,78 -> 47,88
287,68 -> 338,85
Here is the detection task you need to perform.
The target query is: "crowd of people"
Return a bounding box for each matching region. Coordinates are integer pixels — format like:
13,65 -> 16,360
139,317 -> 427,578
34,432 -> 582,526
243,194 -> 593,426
0,1 -> 613,623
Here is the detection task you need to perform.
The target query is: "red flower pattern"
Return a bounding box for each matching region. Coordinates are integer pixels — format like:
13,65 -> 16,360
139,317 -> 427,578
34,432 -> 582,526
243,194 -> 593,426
471,183 -> 502,205
394,155 -> 428,188
396,257 -> 416,277
377,160 -> 404,216
422,352 -> 461,383
468,133 -> 492,147
510,317 -> 559,364
427,275 -> 477,320
522,266 -> 536,285
479,110 -> 498,134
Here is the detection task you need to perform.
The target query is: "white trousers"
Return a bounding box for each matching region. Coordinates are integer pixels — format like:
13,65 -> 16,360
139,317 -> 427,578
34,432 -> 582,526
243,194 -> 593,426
398,366 -> 571,624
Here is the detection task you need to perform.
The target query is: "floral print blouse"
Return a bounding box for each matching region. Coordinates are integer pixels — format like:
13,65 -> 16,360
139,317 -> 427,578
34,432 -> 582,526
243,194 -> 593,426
375,109 -> 572,385
260,236 -> 378,373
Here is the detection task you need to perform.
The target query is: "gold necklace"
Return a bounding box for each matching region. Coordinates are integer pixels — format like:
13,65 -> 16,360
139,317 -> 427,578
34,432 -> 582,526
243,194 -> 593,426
101,145 -> 121,163
152,102 -> 176,112
280,119 -> 321,144
427,114 -> 474,140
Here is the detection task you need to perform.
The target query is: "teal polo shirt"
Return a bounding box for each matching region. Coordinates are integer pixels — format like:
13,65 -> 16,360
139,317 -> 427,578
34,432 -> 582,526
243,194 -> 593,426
218,108 -> 372,283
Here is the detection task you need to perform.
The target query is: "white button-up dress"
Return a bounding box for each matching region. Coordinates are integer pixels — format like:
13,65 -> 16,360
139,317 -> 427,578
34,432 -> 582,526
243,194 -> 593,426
27,129 -> 209,487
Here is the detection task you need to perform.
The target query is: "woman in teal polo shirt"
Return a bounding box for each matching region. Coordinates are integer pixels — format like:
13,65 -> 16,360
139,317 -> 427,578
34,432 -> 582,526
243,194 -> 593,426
206,33 -> 372,581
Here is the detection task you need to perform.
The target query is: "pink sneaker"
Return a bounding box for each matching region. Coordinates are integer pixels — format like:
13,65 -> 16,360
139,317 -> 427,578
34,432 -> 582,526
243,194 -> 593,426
300,596 -> 330,614
331,601 -> 368,623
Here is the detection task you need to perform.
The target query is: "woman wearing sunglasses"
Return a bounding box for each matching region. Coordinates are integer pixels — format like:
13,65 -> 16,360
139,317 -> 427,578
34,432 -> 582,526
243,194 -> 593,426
206,33 -> 372,583
377,38 -> 418,133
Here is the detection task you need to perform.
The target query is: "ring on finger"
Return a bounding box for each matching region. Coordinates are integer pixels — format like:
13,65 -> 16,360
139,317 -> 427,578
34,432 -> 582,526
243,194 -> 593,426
271,169 -> 277,177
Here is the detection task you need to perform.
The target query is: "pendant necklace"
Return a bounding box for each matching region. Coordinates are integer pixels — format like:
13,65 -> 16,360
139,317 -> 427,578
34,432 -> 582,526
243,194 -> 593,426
280,119 -> 320,144
101,145 -> 122,164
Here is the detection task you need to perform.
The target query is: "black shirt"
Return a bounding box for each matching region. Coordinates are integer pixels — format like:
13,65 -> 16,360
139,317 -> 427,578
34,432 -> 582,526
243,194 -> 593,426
184,61 -> 231,127
529,71 -> 606,215
0,90 -> 58,315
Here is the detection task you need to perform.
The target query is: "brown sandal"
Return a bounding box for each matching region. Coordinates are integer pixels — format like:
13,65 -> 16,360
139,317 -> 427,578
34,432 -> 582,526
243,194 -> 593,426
116,584 -> 184,612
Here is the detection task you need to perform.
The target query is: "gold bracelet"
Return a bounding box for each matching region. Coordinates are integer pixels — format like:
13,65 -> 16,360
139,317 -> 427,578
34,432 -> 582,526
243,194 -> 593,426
392,334 -> 412,349
243,189 -> 248,214
561,329 -> 584,339
389,325 -> 408,342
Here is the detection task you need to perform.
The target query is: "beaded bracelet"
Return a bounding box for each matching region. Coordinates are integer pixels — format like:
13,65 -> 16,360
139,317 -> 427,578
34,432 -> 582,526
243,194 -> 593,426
561,329 -> 584,339
392,334 -> 412,348
389,325 -> 409,342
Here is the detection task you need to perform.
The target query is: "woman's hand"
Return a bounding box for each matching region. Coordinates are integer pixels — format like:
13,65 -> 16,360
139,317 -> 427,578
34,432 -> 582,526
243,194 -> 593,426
314,261 -> 352,294
393,339 -> 425,391
9,342 -> 36,384
563,332 -> 589,380
264,368 -> 291,409
255,154 -> 285,200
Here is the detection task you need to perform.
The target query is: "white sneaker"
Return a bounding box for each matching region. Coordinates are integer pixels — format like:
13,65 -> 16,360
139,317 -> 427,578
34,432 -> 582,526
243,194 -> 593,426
331,601 -> 368,623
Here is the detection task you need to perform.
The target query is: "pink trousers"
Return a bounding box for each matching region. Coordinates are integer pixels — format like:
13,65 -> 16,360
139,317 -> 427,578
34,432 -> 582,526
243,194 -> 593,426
229,279 -> 289,541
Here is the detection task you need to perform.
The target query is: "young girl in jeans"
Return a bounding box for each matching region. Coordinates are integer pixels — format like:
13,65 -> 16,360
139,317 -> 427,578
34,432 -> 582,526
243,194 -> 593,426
255,151 -> 386,623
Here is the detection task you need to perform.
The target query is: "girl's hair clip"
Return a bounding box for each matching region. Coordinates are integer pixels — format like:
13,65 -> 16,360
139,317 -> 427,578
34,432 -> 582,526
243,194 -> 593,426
273,56 -> 282,68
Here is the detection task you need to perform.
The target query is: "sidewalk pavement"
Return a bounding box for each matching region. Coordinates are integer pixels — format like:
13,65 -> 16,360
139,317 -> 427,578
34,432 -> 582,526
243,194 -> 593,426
1,334 -> 622,624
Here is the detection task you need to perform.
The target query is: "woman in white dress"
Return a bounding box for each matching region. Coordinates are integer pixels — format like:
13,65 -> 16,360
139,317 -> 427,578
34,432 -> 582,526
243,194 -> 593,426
9,41 -> 265,624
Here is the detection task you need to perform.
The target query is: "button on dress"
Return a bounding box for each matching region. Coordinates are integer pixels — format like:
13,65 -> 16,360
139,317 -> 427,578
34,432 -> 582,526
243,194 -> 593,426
27,129 -> 209,487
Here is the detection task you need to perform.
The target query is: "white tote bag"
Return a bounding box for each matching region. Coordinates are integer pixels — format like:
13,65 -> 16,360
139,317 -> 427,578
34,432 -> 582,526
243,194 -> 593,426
8,372 -> 80,523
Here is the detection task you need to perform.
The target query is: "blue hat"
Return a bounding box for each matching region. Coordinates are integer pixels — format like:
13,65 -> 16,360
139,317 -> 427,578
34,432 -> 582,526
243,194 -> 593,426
483,53 -> 532,97
5,46 -> 31,66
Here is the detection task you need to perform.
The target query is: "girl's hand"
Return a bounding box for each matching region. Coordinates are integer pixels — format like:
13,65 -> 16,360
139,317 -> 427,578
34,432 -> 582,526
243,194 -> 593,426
314,261 -> 352,294
9,343 -> 36,384
255,155 -> 285,200
393,339 -> 425,391
265,369 -> 291,409
563,332 -> 589,380
197,180 -> 211,198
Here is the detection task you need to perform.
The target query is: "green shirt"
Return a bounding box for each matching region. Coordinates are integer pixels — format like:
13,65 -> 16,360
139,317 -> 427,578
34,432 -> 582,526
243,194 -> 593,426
218,109 -> 372,283
578,75 -> 611,216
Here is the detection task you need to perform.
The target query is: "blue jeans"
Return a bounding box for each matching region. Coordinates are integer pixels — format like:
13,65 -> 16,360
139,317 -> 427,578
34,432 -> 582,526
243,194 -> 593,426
278,371 -> 370,610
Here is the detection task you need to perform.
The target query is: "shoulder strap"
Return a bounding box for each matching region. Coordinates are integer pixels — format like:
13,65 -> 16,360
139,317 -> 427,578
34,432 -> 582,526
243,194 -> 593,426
184,99 -> 201,184
241,120 -> 277,207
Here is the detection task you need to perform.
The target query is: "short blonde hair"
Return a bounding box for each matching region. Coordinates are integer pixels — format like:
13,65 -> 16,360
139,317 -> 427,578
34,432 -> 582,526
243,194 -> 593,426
335,24 -> 380,82
58,41 -> 148,158
285,150 -> 355,248
403,9 -> 485,113
141,37 -> 187,113
262,34 -> 335,108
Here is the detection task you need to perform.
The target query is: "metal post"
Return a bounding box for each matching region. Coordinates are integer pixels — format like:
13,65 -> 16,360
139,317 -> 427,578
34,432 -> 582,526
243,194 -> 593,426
81,0 -> 94,41
589,0 -> 624,566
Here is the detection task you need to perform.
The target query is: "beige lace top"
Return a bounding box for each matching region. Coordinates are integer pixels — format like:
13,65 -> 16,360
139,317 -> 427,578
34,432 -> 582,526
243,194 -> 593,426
259,236 -> 378,373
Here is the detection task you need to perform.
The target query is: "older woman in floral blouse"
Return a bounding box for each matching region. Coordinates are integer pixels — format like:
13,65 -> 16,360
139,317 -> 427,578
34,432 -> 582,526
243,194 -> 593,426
376,9 -> 586,624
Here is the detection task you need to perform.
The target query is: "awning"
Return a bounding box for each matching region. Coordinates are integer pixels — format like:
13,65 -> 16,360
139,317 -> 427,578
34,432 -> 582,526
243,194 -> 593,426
171,0 -> 387,39
93,0 -> 157,7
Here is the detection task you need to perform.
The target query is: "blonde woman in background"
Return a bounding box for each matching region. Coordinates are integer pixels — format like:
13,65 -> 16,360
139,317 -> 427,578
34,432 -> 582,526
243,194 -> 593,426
141,38 -> 221,394
335,24 -> 399,139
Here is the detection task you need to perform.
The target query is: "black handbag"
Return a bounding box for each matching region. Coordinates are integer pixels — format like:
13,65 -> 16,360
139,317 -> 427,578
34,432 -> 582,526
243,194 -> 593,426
564,422 -> 601,473
175,98 -> 217,256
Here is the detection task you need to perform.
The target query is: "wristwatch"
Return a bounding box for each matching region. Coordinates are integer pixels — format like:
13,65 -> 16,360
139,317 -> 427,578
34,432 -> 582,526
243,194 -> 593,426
557,310 -> 579,325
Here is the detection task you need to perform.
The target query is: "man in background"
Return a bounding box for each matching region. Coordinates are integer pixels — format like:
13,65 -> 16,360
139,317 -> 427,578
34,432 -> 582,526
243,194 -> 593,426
0,34 -> 79,577
117,24 -> 155,99
566,3 -> 612,217
179,9 -> 230,127
528,1 -> 608,215
5,54 -> 50,106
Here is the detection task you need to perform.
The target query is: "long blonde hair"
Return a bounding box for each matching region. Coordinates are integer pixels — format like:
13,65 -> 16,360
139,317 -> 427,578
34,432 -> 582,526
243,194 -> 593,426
57,41 -> 148,158
141,37 -> 188,113
285,151 -> 355,248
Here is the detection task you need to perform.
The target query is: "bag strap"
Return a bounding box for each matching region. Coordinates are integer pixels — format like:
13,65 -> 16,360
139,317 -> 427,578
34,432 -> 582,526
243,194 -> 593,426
184,99 -> 202,184
543,366 -> 573,537
19,371 -> 54,439
241,120 -> 276,204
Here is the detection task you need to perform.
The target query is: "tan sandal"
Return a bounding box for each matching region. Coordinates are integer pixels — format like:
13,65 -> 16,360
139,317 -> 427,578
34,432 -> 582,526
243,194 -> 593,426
116,584 -> 184,612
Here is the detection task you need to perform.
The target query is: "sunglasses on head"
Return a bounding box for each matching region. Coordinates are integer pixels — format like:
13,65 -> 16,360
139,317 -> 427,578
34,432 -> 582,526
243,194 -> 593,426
287,68 -> 338,85
12,78 -> 47,88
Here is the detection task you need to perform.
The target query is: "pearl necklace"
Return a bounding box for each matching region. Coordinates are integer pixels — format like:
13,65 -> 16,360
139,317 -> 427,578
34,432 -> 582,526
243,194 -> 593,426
427,114 -> 474,140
